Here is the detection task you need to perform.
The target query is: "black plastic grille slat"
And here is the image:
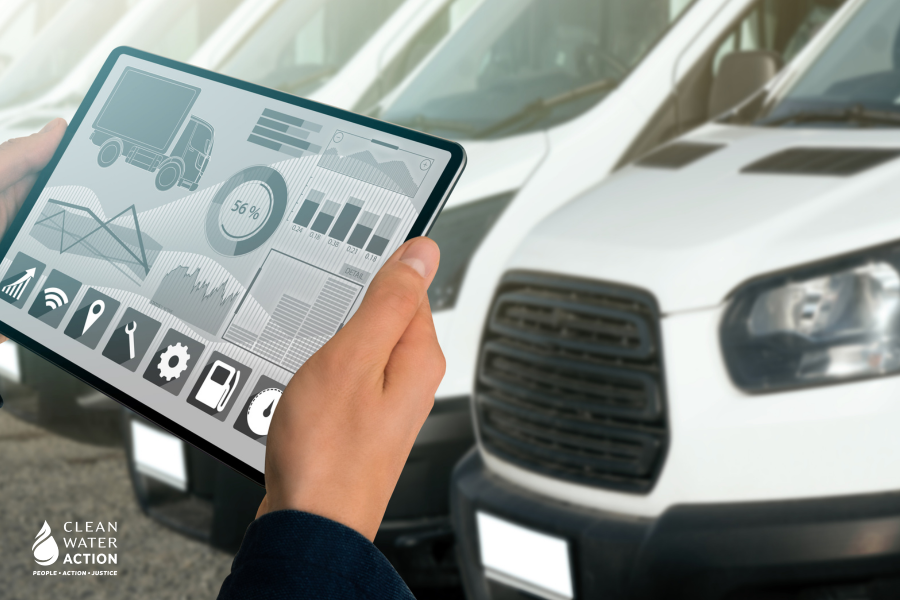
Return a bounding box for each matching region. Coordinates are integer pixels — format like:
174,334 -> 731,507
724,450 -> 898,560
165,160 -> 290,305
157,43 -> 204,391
742,147 -> 900,176
477,272 -> 668,494
637,141 -> 724,169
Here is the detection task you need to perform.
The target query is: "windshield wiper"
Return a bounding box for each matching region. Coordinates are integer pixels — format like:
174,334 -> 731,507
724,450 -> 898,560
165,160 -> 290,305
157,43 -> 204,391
473,78 -> 619,139
761,104 -> 900,128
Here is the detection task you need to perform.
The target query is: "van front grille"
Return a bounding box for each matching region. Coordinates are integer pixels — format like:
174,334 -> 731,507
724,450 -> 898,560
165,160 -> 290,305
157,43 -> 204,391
476,273 -> 668,493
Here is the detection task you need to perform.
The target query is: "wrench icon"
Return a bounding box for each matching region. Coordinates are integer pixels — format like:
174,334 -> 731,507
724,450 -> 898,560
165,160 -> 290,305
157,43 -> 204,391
125,321 -> 137,360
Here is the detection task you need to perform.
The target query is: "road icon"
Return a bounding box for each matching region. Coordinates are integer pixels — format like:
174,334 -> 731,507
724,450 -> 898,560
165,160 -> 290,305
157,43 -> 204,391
186,352 -> 251,421
28,270 -> 81,328
102,308 -> 161,371
65,289 -> 120,349
0,253 -> 45,308
233,375 -> 285,444
143,329 -> 205,395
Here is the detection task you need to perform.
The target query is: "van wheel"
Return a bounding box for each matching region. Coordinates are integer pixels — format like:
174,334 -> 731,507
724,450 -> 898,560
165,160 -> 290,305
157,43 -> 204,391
155,162 -> 182,191
97,140 -> 121,168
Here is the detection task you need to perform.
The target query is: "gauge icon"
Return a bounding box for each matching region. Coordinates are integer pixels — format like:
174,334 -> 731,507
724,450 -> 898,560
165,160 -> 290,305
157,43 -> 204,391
206,166 -> 287,256
246,387 -> 282,436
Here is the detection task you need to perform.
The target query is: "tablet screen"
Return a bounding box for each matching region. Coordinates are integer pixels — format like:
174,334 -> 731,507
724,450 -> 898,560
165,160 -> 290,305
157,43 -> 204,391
0,51 -> 458,476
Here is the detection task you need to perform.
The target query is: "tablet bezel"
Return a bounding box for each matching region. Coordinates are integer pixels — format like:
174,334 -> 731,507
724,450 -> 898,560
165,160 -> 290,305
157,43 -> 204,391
0,46 -> 466,487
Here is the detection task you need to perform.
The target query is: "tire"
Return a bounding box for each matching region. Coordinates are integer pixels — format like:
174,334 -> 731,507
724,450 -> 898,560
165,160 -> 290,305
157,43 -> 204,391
97,140 -> 121,168
155,161 -> 182,191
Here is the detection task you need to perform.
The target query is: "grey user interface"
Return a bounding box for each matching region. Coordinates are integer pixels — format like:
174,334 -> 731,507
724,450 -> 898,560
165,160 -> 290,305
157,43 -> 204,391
0,55 -> 451,472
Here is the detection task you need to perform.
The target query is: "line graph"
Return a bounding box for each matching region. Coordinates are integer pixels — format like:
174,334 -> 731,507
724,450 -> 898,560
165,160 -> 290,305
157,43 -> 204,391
30,199 -> 161,280
151,265 -> 241,335
318,131 -> 433,197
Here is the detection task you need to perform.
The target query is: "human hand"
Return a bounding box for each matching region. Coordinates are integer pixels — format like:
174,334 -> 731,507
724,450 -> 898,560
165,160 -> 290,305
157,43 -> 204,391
0,119 -> 67,237
0,119 -> 67,343
257,236 -> 444,540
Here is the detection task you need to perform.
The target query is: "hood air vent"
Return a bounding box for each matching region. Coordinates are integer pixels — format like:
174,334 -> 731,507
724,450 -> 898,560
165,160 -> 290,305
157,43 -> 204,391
637,142 -> 724,169
743,147 -> 900,176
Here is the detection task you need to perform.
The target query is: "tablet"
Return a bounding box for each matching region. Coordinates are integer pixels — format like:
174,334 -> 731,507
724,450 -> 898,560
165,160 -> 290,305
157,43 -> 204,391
0,47 -> 465,485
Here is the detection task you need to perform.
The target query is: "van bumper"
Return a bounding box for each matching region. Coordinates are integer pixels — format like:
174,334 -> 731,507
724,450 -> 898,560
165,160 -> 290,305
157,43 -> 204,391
452,450 -> 900,600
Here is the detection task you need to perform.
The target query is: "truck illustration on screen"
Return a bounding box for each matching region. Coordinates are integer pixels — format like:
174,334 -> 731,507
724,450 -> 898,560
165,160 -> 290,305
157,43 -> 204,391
90,67 -> 214,192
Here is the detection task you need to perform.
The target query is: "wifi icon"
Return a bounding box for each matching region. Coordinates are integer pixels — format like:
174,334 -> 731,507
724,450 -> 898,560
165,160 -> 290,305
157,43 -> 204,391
43,287 -> 69,310
28,269 -> 82,328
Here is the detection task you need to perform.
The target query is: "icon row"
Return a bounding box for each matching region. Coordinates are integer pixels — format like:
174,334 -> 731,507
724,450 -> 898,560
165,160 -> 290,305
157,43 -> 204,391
0,252 -> 284,443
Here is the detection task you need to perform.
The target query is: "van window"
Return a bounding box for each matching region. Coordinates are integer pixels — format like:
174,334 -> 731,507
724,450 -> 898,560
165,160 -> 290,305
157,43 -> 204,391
218,0 -> 405,97
353,0 -> 480,112
712,0 -> 843,74
760,0 -> 900,126
378,0 -> 698,140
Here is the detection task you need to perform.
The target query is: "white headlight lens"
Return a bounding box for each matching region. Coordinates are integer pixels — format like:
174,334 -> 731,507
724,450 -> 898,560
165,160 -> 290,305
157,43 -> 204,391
722,261 -> 900,391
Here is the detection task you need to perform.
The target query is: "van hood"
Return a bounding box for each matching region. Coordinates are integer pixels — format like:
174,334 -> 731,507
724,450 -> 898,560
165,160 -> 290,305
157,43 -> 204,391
509,123 -> 900,313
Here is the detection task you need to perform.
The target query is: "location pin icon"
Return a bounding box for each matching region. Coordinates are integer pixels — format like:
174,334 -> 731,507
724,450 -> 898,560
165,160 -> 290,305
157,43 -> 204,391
82,299 -> 105,335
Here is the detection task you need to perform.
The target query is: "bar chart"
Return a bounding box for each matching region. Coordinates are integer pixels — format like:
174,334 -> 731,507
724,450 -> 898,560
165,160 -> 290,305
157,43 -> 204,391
292,190 -> 404,255
247,108 -> 323,158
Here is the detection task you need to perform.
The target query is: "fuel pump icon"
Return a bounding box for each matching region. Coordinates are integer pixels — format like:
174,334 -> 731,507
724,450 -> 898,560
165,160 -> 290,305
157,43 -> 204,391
194,360 -> 239,412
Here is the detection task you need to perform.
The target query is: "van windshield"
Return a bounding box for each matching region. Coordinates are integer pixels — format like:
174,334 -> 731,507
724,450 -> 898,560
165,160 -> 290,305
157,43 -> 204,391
217,0 -> 405,97
0,0 -> 139,110
379,0 -> 696,140
759,0 -> 900,127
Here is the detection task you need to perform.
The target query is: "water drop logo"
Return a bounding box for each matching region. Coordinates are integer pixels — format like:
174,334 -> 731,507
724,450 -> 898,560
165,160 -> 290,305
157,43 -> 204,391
32,521 -> 59,566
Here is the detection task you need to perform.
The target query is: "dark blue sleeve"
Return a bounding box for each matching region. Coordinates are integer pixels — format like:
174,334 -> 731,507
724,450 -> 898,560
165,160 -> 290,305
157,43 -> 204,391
218,510 -> 416,600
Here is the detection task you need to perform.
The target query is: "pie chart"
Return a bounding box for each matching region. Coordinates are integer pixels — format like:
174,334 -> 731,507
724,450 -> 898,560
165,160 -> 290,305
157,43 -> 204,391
206,166 -> 287,256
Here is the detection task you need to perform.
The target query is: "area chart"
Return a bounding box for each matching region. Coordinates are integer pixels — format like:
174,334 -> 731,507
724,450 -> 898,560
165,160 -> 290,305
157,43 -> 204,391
318,131 -> 434,197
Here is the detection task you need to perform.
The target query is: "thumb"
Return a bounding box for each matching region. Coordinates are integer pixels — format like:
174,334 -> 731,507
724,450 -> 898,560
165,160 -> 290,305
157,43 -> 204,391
328,237 -> 440,368
0,118 -> 67,190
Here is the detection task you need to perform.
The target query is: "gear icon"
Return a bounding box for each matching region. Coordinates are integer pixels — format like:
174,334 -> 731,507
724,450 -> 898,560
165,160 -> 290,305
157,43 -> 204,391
158,342 -> 190,381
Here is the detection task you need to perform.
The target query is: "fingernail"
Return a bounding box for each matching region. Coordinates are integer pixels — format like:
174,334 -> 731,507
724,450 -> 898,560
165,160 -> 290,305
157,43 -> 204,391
39,119 -> 61,133
399,239 -> 438,278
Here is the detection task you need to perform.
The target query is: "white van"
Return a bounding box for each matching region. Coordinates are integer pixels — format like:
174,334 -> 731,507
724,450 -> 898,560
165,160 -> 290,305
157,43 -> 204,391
373,0 -> 843,453
451,0 -> 900,598
0,0 -> 477,141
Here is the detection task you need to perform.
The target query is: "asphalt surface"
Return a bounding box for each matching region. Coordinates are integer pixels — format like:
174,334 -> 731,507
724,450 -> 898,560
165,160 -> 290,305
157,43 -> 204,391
0,409 -> 233,599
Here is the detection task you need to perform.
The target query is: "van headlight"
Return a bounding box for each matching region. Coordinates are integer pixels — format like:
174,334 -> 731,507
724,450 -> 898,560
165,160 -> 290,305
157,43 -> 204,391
721,254 -> 900,393
427,192 -> 513,311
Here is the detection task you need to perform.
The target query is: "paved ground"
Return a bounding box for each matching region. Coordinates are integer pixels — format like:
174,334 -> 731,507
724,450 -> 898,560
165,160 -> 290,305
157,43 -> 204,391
0,409 -> 233,599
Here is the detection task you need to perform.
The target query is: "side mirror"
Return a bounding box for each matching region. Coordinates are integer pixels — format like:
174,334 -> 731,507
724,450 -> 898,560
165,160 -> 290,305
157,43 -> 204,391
708,51 -> 782,118
204,139 -> 212,154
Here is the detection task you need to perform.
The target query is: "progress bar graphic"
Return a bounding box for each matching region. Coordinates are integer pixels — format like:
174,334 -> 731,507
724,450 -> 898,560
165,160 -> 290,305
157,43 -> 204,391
248,109 -> 323,158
